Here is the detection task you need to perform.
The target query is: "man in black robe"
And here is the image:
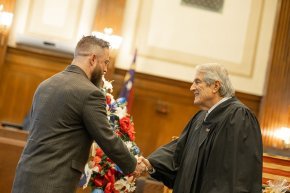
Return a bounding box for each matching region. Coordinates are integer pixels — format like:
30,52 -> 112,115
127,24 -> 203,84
141,63 -> 263,193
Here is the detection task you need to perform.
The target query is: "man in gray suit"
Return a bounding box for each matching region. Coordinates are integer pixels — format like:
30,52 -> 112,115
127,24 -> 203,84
12,36 -> 143,193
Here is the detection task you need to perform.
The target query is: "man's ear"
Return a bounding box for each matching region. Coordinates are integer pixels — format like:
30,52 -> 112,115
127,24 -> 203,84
213,81 -> 221,93
90,54 -> 97,66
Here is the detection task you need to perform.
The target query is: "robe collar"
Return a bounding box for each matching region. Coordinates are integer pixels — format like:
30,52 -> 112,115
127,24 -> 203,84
204,97 -> 240,124
205,97 -> 231,120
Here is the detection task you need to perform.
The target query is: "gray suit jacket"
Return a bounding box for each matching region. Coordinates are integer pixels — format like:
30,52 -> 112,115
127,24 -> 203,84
12,65 -> 136,193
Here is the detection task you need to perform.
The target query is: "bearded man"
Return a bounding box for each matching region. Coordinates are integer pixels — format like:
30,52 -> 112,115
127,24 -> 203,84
12,36 -> 143,193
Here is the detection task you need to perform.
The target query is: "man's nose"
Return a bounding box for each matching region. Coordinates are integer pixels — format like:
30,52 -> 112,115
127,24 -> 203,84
190,84 -> 196,91
103,65 -> 108,74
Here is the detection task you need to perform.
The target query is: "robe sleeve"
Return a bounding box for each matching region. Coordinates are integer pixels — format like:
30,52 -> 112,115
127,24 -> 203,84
147,115 -> 199,188
148,139 -> 178,188
229,107 -> 263,192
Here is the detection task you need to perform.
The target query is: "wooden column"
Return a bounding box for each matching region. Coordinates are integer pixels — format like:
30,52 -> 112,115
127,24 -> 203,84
259,0 -> 290,150
0,0 -> 15,75
92,0 -> 126,35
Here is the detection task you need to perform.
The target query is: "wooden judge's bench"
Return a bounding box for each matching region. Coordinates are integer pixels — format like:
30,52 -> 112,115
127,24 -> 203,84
0,125 -> 27,193
1,125 -> 289,193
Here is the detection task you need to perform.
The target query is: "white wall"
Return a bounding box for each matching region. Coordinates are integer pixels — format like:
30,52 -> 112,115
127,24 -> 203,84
116,0 -> 278,96
8,0 -> 98,54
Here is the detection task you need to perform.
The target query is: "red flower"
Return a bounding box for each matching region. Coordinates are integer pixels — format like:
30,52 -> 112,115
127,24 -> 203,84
114,130 -> 123,137
105,168 -> 115,183
93,174 -> 105,187
95,148 -> 104,157
104,168 -> 117,193
119,117 -> 131,130
94,163 -> 102,172
93,156 -> 102,164
106,157 -> 113,164
119,116 -> 135,141
106,94 -> 112,104
105,182 -> 120,193
128,131 -> 135,141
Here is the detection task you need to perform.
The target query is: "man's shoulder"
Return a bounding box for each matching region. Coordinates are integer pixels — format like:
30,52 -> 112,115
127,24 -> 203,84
41,70 -> 100,95
228,98 -> 251,112
226,99 -> 258,122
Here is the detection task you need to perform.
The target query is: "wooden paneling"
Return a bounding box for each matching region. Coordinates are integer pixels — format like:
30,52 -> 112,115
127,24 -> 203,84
0,136 -> 26,193
0,125 -> 27,140
93,0 -> 126,35
0,126 -> 27,193
0,46 -> 116,125
0,47 -> 71,124
259,0 -> 290,149
0,0 -> 15,11
135,177 -> 165,193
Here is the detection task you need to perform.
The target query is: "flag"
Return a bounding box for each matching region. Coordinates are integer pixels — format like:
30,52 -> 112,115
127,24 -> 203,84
118,49 -> 137,113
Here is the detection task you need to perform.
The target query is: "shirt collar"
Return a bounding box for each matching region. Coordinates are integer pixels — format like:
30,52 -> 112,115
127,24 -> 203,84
206,97 -> 232,118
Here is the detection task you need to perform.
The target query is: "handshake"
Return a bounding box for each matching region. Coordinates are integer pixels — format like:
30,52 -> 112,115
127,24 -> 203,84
133,156 -> 154,177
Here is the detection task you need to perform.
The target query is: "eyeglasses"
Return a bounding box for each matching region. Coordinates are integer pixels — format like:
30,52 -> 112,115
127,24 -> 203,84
104,60 -> 110,65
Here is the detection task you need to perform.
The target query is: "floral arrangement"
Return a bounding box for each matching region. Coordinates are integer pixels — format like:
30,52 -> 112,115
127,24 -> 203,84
263,179 -> 290,193
80,77 -> 140,193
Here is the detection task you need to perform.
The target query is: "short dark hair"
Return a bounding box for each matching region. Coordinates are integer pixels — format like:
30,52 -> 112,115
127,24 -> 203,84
74,35 -> 110,57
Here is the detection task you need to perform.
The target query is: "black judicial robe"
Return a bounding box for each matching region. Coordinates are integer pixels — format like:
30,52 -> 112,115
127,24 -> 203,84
148,97 -> 262,193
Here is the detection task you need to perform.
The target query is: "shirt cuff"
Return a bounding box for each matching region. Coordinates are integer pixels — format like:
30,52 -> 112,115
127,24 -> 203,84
148,167 -> 156,174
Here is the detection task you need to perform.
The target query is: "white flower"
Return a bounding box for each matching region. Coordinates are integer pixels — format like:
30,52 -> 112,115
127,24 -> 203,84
102,76 -> 113,92
114,176 -> 136,193
82,163 -> 99,189
124,141 -> 133,149
264,179 -> 289,193
114,106 -> 127,119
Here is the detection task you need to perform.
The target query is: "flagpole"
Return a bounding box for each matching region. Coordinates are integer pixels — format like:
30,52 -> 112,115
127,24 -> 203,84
118,49 -> 137,113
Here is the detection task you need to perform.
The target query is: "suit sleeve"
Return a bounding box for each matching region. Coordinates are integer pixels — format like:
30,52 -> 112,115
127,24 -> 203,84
82,89 -> 137,175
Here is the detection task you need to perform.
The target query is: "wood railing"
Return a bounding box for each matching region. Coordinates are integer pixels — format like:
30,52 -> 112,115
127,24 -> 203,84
0,125 -> 27,193
263,154 -> 290,184
0,125 -> 90,193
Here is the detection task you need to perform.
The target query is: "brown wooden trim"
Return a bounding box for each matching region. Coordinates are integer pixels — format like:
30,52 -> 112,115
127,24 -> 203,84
259,0 -> 290,150
263,167 -> 290,177
0,136 -> 26,147
0,126 -> 28,141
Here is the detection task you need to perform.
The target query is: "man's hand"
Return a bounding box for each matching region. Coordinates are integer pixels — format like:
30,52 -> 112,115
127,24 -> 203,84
132,156 -> 147,178
138,156 -> 154,173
